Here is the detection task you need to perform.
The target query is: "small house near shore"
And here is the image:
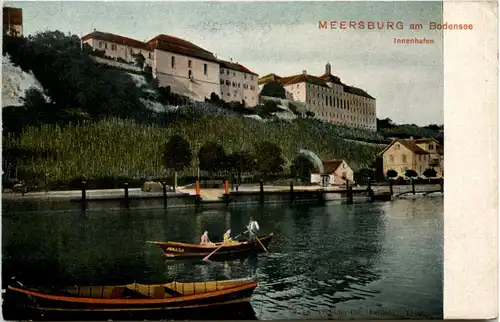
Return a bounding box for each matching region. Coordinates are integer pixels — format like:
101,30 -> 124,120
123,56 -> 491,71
311,160 -> 354,186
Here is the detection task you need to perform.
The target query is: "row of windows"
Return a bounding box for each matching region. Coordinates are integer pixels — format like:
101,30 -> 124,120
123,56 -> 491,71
170,57 -> 208,75
388,154 -> 430,163
220,68 -> 255,80
220,92 -> 256,101
98,41 -> 152,59
317,111 -> 374,124
219,79 -> 256,90
306,83 -> 372,105
307,97 -> 375,116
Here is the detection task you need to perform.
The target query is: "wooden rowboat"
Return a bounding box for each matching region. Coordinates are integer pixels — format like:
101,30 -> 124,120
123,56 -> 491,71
6,278 -> 258,315
148,233 -> 273,260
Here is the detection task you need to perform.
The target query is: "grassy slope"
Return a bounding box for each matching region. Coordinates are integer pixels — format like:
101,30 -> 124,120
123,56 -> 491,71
5,117 -> 384,182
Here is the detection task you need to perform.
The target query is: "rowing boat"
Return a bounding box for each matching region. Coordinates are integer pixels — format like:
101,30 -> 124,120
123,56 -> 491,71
148,233 -> 273,260
6,278 -> 258,316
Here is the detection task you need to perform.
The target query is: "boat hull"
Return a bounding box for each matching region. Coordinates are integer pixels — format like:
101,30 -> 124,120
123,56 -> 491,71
5,280 -> 258,320
152,233 -> 273,260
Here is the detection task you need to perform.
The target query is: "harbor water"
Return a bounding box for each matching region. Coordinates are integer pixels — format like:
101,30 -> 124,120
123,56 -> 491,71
2,197 -> 443,320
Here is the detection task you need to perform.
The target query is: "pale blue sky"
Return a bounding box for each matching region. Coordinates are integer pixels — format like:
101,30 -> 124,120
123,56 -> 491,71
7,1 -> 444,125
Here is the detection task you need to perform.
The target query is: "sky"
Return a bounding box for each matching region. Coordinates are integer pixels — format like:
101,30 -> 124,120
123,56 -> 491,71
7,1 -> 444,126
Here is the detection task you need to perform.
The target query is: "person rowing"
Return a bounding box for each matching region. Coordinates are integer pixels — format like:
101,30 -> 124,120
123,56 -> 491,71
246,216 -> 260,241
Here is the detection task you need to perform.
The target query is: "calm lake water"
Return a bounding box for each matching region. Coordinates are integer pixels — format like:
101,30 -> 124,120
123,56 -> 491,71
2,197 -> 443,320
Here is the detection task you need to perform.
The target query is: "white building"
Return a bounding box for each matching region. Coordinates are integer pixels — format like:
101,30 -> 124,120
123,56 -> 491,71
81,30 -> 153,66
146,34 -> 221,102
258,63 -> 377,131
218,59 -> 259,107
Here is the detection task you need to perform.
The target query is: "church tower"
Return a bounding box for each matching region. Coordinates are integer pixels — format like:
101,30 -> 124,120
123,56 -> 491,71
325,62 -> 331,75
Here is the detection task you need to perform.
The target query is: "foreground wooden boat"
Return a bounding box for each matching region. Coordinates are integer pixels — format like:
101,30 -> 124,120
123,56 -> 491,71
148,233 -> 273,260
6,278 -> 258,315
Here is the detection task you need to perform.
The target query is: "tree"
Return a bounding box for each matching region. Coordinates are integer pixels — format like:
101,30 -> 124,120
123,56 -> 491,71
305,111 -> 315,118
198,142 -> 227,178
134,53 -> 146,68
163,135 -> 192,190
210,92 -> 220,102
262,100 -> 281,114
405,169 -> 418,179
260,81 -> 286,99
226,151 -> 257,184
254,141 -> 285,177
386,169 -> 398,180
354,168 -> 375,185
290,155 -> 316,182
423,168 -> 437,183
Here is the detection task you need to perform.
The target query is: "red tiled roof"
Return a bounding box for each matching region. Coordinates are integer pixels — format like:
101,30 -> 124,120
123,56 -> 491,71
218,59 -> 258,76
81,31 -> 149,50
261,71 -> 375,99
3,7 -> 22,25
379,139 -> 430,156
322,160 -> 343,174
147,34 -> 217,62
258,73 -> 281,85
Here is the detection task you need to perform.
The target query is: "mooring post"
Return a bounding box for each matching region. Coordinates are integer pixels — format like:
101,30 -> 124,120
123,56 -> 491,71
162,182 -> 168,209
224,179 -> 230,205
348,187 -> 353,204
289,181 -> 294,203
124,182 -> 129,208
411,178 -> 415,195
259,180 -> 264,204
195,180 -> 201,209
389,180 -> 394,196
81,181 -> 87,211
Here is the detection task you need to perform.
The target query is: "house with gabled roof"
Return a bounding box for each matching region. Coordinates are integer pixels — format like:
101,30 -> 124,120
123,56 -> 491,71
258,63 -> 377,131
379,137 -> 444,178
218,58 -> 259,107
311,159 -> 355,186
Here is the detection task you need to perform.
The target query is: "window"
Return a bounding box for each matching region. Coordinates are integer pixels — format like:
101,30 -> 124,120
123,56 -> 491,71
104,43 -> 108,49
251,75 -> 254,80
220,68 -> 224,74
171,56 -> 175,68
111,44 -> 117,51
402,154 -> 407,163
244,74 -> 247,79
130,48 -> 133,54
220,79 -> 224,84
233,72 -> 236,76
244,84 -> 249,89
232,82 -> 236,87
148,52 -> 152,59
389,155 -> 394,162
99,41 -> 104,49
225,80 -> 230,85
226,70 -> 229,75
188,70 -> 192,79
204,64 -> 208,75
250,85 -> 255,90
188,60 -> 192,68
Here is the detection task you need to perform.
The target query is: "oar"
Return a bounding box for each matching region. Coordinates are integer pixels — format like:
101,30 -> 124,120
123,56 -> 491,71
249,229 -> 268,252
233,230 -> 248,239
202,243 -> 224,261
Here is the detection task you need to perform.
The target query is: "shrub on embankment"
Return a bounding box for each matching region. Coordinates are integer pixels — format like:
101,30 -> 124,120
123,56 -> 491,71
3,117 -> 384,184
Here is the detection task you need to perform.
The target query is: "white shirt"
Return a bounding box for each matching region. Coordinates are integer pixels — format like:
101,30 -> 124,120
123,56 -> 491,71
248,220 -> 260,232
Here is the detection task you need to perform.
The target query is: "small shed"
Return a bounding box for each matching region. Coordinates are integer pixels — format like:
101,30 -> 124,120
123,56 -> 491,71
311,160 -> 355,186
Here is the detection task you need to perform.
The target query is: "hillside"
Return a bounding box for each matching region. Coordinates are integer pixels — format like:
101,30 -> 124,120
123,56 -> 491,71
2,30 -> 441,186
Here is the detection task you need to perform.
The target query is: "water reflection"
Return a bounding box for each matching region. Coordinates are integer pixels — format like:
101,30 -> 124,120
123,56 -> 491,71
2,198 -> 443,319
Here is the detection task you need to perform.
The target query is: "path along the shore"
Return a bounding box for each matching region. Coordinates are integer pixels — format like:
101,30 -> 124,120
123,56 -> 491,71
1,184 -> 441,201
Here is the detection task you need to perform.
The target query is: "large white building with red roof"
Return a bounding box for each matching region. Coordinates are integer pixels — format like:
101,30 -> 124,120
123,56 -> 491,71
258,63 -> 377,131
81,30 -> 259,104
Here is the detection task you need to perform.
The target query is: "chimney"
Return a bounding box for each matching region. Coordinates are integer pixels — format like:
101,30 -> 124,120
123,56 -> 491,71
230,58 -> 233,63
302,70 -> 307,75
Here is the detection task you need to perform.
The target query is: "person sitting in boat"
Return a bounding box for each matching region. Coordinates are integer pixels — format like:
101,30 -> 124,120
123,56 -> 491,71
223,229 -> 238,245
246,217 -> 260,240
200,231 -> 215,246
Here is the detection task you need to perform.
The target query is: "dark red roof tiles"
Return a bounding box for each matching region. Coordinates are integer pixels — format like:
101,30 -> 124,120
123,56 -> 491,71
147,34 -> 218,62
218,59 -> 258,76
81,31 -> 149,50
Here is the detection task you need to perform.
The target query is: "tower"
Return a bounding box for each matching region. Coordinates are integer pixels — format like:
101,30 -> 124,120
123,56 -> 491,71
325,62 -> 331,75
